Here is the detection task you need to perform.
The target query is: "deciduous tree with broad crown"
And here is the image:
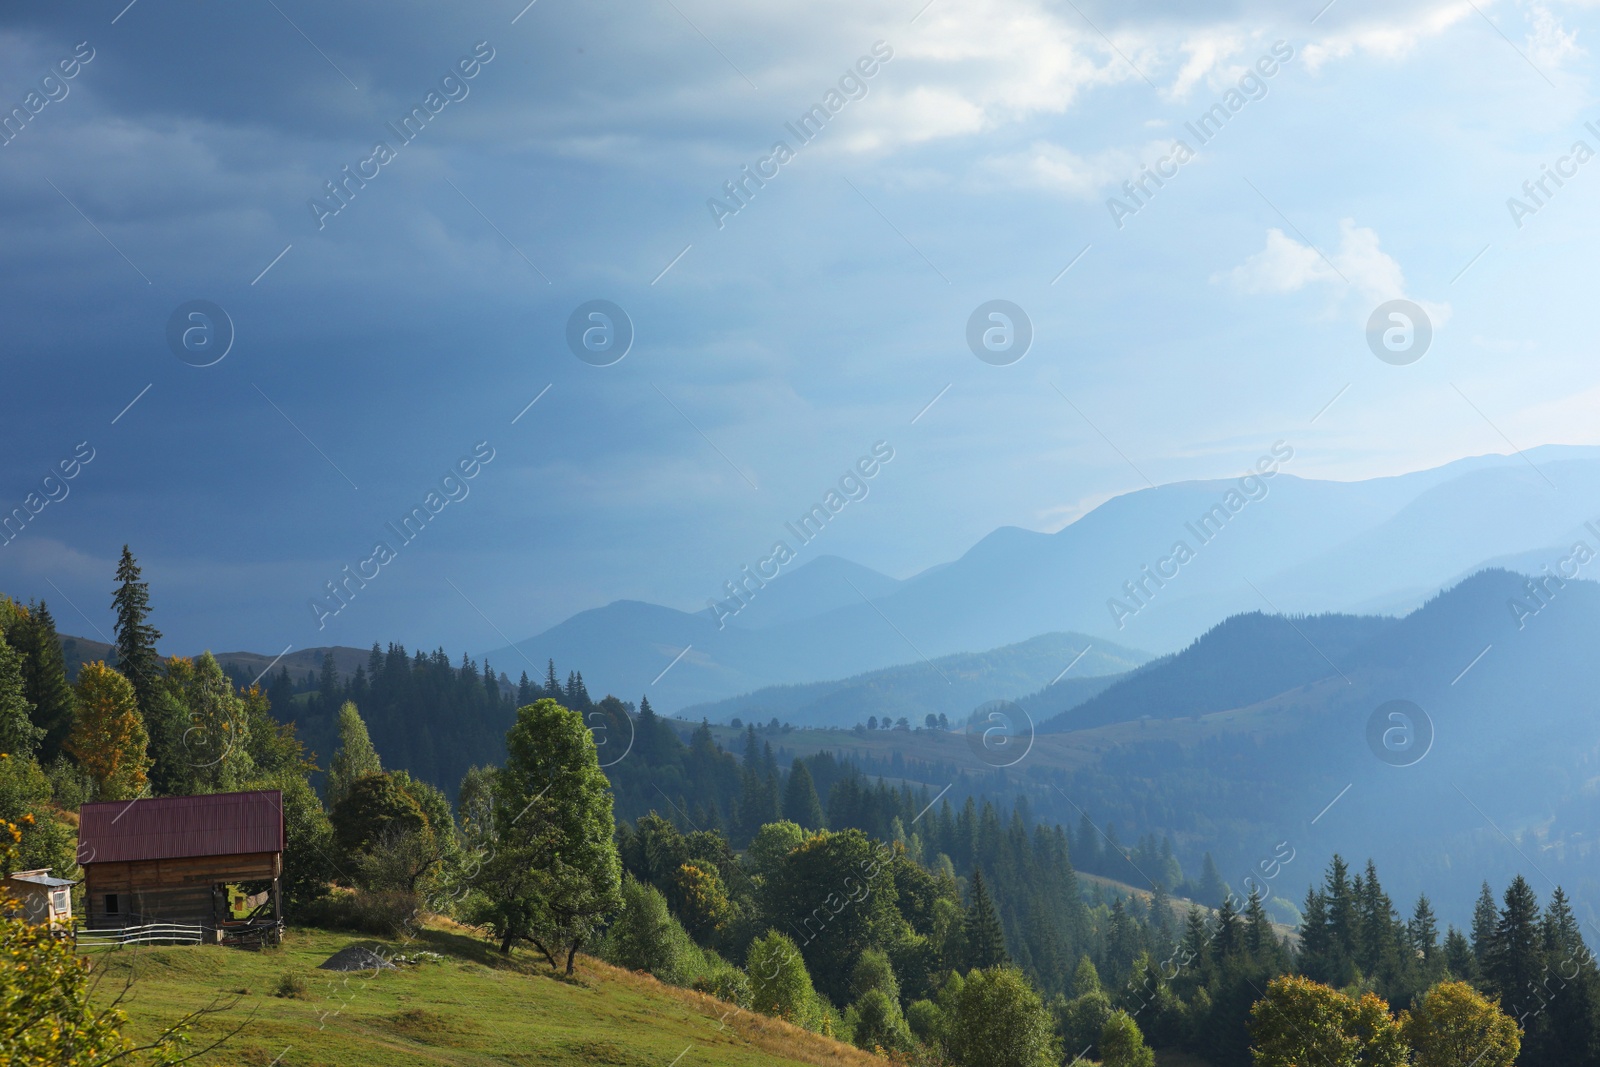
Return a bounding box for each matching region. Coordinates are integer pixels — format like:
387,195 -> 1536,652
473,698 -> 621,973
1248,974 -> 1407,1067
67,662 -> 150,801
1400,979 -> 1520,1067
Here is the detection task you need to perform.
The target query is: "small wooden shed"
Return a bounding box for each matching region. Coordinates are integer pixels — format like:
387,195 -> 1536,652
3,869 -> 75,927
76,790 -> 284,931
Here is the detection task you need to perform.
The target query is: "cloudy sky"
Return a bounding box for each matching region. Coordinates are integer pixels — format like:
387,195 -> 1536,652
2,0 -> 1597,657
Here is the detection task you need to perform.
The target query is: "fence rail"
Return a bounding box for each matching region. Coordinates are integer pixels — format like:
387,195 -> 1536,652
73,922 -> 205,948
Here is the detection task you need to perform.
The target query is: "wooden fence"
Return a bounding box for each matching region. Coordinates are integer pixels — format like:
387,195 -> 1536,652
72,922 -> 205,948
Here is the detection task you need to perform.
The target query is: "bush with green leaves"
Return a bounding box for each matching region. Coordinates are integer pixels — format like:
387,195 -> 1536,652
944,966 -> 1060,1067
597,876 -> 701,986
847,987 -> 913,1053
1098,1009 -> 1156,1067
1056,985 -> 1113,1060
906,998 -> 944,1045
746,930 -> 824,1030
691,953 -> 750,1006
0,754 -> 72,875
850,947 -> 900,1002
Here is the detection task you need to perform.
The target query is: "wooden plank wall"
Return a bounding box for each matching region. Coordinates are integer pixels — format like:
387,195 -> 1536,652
84,852 -> 280,928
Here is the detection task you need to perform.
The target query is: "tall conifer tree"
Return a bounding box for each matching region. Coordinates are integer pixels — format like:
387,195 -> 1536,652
783,760 -> 825,829
965,869 -> 1008,969
10,602 -> 75,760
111,545 -> 162,718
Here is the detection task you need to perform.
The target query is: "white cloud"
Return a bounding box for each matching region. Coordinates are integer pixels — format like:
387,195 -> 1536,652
1218,220 -> 1452,326
1300,2 -> 1478,70
1526,1 -> 1586,68
1165,30 -> 1250,100
982,140 -> 1158,200
1223,228 -> 1335,295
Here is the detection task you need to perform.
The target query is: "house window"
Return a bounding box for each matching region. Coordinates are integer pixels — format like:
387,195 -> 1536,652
104,893 -> 119,915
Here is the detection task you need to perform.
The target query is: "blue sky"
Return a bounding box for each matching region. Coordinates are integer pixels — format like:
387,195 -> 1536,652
2,0 -> 1598,658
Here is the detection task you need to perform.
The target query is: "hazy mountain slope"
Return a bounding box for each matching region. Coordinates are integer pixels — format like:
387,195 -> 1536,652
1037,612 -> 1394,732
678,632 -> 1147,728
210,645 -> 372,685
1257,459 -> 1600,615
50,636 -> 371,689
490,447 -> 1600,712
727,554 -> 902,629
756,569 -> 1600,926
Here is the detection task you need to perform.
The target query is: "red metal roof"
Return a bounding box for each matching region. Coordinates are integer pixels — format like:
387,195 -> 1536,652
77,789 -> 284,865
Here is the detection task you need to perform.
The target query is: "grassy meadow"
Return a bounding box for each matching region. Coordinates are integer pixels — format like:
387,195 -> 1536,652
88,922 -> 883,1067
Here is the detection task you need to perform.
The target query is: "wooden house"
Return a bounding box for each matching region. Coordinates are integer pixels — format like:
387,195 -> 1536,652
3,868 -> 75,927
76,789 -> 284,931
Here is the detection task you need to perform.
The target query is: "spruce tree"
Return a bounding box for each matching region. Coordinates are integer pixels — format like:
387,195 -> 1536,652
11,602 -> 76,760
111,545 -> 162,717
783,760 -> 825,829
1215,894 -> 1243,960
964,869 -> 1008,969
1300,887 -> 1331,966
544,659 -> 560,699
1244,884 -> 1271,957
1357,860 -> 1399,974
1536,887 -> 1600,1066
1181,906 -> 1213,977
517,671 -> 534,706
1541,886 -> 1581,957
316,651 -> 339,717
1472,881 -> 1499,961
1196,852 -> 1227,908
1486,876 -> 1542,1019
0,631 -> 43,758
1323,855 -> 1361,980
1409,894 -> 1439,959
636,694 -> 659,763
760,769 -> 780,825
1149,881 -> 1173,936
1443,926 -> 1479,981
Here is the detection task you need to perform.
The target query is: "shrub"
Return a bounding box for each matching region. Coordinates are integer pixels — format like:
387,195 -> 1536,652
274,972 -> 308,999
691,955 -> 751,1006
850,947 -> 900,1002
330,773 -> 429,867
0,816 -> 195,1062
1057,987 -> 1113,1059
849,987 -> 914,1053
746,930 -> 823,1030
945,966 -> 1060,1067
1098,1009 -> 1156,1067
907,998 -> 943,1044
596,876 -> 700,986
672,862 -> 730,942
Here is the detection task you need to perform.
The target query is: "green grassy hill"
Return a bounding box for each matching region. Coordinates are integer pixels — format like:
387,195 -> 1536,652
92,923 -> 882,1067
